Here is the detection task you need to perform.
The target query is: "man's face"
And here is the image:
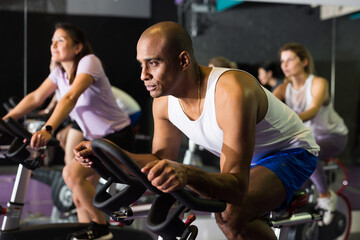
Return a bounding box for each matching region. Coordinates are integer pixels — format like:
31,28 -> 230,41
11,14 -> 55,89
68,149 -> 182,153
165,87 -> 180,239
136,35 -> 179,98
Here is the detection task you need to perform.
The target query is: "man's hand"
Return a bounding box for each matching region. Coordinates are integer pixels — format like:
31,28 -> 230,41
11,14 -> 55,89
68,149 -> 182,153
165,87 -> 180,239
73,140 -> 93,168
141,160 -> 188,193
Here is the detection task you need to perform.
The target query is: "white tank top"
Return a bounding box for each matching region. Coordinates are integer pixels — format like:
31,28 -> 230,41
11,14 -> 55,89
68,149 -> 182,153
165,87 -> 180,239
285,74 -> 348,137
168,67 -> 319,162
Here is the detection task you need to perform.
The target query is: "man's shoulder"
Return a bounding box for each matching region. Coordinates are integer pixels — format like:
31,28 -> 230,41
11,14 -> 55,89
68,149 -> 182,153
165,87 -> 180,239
216,70 -> 259,93
153,97 -> 169,117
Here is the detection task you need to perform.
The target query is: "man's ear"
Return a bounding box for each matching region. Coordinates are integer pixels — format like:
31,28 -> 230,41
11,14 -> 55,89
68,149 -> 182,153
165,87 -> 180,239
179,51 -> 190,70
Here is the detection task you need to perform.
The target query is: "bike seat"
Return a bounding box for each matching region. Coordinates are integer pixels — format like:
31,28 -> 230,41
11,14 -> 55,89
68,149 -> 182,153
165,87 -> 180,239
285,189 -> 309,215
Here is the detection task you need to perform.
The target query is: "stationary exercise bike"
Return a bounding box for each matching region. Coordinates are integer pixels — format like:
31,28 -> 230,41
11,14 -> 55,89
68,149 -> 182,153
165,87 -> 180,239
182,139 -> 352,240
88,138 -> 227,240
0,117 -> 153,240
265,159 -> 352,240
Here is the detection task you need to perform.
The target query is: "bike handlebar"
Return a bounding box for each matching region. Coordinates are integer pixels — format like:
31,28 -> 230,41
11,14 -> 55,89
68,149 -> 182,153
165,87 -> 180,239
90,138 -> 226,239
0,117 -> 59,170
91,138 -> 226,213
2,117 -> 58,146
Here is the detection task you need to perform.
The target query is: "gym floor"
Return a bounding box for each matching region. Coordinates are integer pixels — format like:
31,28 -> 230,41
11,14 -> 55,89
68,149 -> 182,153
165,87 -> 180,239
1,163 -> 360,240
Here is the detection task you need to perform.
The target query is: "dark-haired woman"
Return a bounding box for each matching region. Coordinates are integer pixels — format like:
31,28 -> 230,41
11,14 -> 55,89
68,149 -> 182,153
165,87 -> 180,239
257,61 -> 283,92
3,22 -> 133,239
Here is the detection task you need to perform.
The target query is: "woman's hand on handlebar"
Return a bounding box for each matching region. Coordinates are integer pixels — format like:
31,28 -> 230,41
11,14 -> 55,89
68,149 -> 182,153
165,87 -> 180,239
74,140 -> 94,168
141,159 -> 188,193
30,129 -> 52,149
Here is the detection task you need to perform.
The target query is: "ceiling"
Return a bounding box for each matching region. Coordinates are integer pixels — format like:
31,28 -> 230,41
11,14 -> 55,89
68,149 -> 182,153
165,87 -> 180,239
244,0 -> 360,6
1,0 -> 359,20
0,0 -> 151,18
242,0 -> 360,20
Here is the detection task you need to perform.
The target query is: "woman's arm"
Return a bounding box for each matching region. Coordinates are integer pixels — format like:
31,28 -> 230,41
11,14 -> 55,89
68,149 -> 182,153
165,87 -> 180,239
30,73 -> 93,148
74,96 -> 181,169
3,78 -> 57,121
298,76 -> 328,122
37,94 -> 58,116
44,73 -> 93,131
272,82 -> 288,101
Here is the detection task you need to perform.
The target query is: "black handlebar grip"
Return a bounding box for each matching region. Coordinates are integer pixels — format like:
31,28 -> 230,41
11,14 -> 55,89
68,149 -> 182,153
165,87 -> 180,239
5,117 -> 32,140
0,118 -> 19,138
91,138 -> 226,213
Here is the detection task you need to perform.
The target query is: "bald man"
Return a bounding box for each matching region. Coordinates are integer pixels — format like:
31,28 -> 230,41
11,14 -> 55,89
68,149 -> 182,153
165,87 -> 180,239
74,21 -> 319,240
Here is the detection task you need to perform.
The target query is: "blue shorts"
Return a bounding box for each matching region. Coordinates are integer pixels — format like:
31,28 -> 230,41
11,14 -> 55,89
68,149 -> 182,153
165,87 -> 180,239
251,148 -> 317,209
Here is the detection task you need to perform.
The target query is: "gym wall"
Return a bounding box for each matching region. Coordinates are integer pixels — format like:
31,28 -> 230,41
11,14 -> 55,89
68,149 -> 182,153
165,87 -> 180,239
185,2 -> 360,163
0,2 -> 359,162
0,1 -> 177,154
